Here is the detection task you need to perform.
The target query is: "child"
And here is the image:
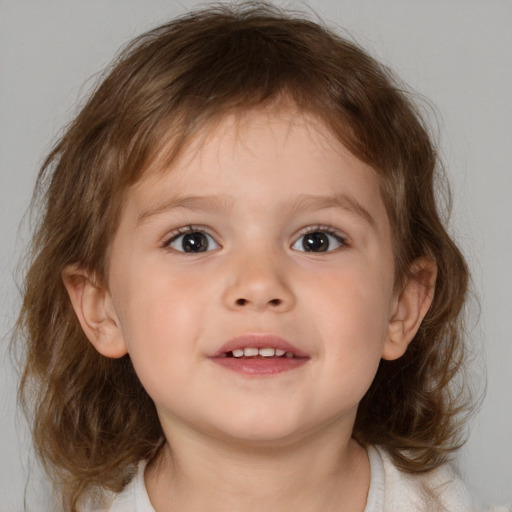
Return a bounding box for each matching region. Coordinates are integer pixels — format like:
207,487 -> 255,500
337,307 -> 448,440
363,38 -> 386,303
15,2 -> 498,511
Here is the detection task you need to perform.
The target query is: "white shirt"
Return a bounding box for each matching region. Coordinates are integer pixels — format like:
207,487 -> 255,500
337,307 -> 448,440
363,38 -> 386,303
97,446 -> 506,512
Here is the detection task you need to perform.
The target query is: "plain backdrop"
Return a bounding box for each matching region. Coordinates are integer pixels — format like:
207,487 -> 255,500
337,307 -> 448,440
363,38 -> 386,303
1,1 -> 511,510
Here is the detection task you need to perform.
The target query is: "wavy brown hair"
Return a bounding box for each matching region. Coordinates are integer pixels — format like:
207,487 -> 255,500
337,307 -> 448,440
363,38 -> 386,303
15,2 -> 471,510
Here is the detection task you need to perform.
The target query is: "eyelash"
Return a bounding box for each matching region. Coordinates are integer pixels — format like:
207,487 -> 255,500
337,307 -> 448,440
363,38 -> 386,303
163,225 -> 218,250
162,224 -> 348,253
293,225 -> 348,252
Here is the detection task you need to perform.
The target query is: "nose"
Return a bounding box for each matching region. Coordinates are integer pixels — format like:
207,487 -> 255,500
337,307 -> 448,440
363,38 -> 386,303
222,251 -> 296,313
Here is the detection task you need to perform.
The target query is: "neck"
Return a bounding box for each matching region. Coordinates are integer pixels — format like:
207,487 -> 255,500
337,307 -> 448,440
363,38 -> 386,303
145,421 -> 370,512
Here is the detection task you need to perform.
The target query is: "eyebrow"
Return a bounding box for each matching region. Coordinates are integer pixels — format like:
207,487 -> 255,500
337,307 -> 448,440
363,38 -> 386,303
137,192 -> 375,228
288,193 -> 376,228
137,195 -> 233,225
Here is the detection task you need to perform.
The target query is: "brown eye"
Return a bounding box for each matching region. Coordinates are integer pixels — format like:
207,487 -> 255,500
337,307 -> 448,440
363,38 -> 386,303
303,232 -> 329,252
292,230 -> 345,253
169,231 -> 219,253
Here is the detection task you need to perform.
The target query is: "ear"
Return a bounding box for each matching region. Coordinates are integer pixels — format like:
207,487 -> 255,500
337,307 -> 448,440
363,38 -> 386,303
62,265 -> 128,358
382,257 -> 437,361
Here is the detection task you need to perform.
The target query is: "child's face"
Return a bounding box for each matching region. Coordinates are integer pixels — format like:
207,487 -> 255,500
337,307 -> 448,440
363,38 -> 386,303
94,109 -> 411,445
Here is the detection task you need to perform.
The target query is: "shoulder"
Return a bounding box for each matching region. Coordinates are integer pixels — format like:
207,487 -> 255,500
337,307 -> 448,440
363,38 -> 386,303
84,461 -> 155,512
369,446 -> 477,512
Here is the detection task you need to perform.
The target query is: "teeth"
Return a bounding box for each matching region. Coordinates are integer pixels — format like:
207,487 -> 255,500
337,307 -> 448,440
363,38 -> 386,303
229,347 -> 294,358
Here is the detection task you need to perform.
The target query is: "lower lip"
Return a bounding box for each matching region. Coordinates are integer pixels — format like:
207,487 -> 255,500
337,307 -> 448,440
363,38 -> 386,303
211,356 -> 308,375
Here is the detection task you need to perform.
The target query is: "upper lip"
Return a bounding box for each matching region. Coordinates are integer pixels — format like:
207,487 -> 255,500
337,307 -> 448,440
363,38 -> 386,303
211,333 -> 310,358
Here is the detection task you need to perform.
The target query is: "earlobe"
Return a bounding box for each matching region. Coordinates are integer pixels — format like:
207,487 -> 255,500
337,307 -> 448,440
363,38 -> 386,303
62,265 -> 128,358
382,257 -> 437,361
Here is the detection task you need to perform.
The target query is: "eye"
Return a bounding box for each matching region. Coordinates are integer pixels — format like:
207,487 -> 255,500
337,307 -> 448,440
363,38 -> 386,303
292,229 -> 346,253
167,229 -> 220,253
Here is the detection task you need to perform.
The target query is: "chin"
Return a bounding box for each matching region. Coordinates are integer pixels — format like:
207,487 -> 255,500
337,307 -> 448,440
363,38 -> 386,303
204,413 -> 314,448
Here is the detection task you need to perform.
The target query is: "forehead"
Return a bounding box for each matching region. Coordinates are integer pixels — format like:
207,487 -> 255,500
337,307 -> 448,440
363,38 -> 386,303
122,108 -> 389,232
145,109 -> 374,185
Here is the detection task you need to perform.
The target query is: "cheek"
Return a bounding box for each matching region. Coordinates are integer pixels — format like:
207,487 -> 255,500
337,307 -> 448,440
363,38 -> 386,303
304,262 -> 393,380
312,281 -> 390,411
307,261 -> 393,335
118,294 -> 202,410
110,260 -> 206,377
126,294 -> 198,354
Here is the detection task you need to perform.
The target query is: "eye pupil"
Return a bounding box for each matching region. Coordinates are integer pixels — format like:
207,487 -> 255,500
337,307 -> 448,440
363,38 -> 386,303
303,232 -> 329,252
182,232 -> 208,252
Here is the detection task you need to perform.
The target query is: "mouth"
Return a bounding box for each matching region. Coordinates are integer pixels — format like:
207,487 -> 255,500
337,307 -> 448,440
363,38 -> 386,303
221,347 -> 297,358
210,334 -> 309,376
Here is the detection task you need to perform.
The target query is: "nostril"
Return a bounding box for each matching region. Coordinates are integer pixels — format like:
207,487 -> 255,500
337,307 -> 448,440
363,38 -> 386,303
233,298 -> 283,308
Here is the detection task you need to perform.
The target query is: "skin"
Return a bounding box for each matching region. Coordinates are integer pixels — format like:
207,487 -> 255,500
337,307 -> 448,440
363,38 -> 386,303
64,108 -> 436,511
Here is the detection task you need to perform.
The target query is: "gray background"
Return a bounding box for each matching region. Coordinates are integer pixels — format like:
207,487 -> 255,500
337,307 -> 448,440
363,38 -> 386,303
1,1 -> 511,510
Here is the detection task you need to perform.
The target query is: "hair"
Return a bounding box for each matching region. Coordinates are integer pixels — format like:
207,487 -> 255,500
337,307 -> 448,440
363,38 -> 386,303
14,2 -> 471,510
